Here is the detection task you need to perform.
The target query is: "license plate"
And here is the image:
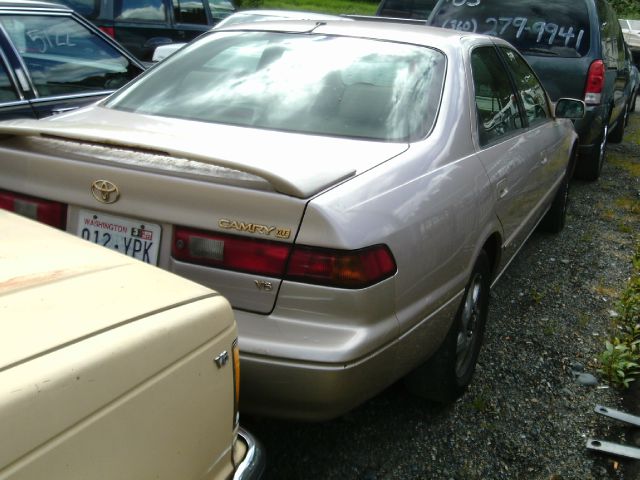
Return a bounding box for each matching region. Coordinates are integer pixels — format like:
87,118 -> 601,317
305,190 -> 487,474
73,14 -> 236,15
77,210 -> 161,265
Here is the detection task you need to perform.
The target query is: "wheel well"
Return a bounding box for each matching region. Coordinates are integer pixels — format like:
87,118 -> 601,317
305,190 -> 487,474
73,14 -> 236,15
481,233 -> 501,281
568,142 -> 579,178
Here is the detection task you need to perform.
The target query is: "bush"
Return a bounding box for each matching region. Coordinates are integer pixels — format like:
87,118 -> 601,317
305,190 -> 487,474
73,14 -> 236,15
599,245 -> 640,387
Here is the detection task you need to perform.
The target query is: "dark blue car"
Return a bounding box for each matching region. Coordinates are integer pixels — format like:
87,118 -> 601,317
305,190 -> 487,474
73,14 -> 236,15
0,0 -> 144,120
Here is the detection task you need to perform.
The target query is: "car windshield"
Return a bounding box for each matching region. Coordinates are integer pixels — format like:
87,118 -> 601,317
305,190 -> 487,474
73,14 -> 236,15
429,0 -> 590,58
106,31 -> 446,141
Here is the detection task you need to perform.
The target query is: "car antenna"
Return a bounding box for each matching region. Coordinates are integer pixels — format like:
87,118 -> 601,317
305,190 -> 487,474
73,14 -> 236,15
306,21 -> 327,33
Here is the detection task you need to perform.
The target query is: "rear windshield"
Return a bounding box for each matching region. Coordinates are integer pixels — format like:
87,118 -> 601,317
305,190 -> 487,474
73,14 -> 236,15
429,0 -> 591,58
106,31 -> 446,142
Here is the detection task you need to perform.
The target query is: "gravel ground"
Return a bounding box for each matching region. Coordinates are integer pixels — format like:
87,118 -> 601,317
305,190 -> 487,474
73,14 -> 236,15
244,106 -> 640,480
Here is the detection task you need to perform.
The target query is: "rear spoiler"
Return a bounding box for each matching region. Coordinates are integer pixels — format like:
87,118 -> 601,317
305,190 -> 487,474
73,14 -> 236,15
342,14 -> 429,26
0,122 -> 355,199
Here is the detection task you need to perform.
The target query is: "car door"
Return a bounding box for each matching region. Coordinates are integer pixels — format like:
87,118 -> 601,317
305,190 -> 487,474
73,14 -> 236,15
497,46 -> 568,211
470,45 -> 540,264
0,34 -> 36,119
0,11 -> 144,118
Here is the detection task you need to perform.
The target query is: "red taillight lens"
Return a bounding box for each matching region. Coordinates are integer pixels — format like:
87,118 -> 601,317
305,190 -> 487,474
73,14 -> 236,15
172,227 -> 397,288
0,190 -> 67,228
584,59 -> 605,105
286,245 -> 396,288
172,227 -> 291,276
99,26 -> 115,38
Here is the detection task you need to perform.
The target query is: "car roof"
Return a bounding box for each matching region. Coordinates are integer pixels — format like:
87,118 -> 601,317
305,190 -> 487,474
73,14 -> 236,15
218,18 -> 496,53
0,0 -> 71,10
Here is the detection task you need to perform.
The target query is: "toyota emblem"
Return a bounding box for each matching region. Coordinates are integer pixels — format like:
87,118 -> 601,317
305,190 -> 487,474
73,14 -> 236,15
91,180 -> 120,204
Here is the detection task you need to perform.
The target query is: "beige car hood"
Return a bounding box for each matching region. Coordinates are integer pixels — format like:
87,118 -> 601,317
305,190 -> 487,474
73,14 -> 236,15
0,211 -> 217,371
0,106 -> 409,198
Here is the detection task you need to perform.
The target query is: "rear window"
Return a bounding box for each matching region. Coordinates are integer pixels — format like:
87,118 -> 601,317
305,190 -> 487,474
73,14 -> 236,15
429,0 -> 591,58
115,0 -> 167,21
50,0 -> 98,18
106,31 -> 446,142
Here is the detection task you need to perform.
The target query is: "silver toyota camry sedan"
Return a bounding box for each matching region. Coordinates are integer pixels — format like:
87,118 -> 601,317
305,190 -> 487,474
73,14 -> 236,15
0,20 -> 584,421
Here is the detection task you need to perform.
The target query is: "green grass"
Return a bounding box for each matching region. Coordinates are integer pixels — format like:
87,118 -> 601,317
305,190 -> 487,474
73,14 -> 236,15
237,0 -> 378,15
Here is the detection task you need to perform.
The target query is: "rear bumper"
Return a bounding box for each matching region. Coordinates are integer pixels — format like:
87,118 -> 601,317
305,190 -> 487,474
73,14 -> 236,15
233,428 -> 266,480
239,341 -> 401,421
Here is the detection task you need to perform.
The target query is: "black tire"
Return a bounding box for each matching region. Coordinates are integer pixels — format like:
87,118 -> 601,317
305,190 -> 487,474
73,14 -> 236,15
404,251 -> 491,402
574,122 -> 608,181
609,104 -> 628,143
538,155 -> 573,233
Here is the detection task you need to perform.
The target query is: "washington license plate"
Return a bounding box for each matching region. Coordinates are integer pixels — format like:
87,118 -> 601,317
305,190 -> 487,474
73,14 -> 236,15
77,210 -> 161,264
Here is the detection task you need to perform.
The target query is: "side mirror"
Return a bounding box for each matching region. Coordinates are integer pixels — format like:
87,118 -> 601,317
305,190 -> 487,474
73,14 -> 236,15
555,98 -> 585,119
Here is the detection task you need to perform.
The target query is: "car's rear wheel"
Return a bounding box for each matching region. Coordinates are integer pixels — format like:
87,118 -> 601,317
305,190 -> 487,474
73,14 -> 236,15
575,121 -> 608,181
404,251 -> 490,402
608,104 -> 628,143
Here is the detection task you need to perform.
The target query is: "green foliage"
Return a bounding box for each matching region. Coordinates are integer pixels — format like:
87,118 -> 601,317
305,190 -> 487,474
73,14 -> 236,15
610,0 -> 640,18
235,0 -> 263,9
599,244 -> 640,388
243,0 -> 377,15
599,339 -> 640,388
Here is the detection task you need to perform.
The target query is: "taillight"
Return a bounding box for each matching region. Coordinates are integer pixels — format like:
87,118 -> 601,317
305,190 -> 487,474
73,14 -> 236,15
0,190 -> 67,229
172,226 -> 397,289
286,245 -> 397,288
99,26 -> 115,38
172,227 -> 291,276
584,59 -> 605,105
232,339 -> 240,428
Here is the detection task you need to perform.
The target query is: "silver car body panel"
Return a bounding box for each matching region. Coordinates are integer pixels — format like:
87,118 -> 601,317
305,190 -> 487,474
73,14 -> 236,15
0,22 -> 578,420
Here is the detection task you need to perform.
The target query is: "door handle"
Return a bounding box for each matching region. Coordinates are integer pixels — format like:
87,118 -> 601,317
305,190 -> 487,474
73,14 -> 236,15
52,106 -> 79,115
496,178 -> 509,199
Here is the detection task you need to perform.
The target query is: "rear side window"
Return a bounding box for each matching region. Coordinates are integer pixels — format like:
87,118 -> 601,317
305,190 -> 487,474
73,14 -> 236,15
471,46 -> 523,146
115,0 -> 167,21
0,15 -> 142,97
173,0 -> 207,24
51,0 -> 99,18
430,0 -> 591,58
0,60 -> 19,102
499,47 -> 549,126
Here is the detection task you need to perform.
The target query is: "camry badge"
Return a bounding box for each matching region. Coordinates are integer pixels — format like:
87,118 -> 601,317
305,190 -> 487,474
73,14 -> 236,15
91,180 -> 120,204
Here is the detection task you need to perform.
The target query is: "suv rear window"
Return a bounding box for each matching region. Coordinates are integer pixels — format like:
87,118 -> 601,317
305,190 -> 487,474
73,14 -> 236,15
429,0 -> 591,58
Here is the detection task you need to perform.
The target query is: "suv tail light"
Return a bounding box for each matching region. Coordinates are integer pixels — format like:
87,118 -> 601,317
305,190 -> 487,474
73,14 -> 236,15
0,190 -> 67,229
584,60 -> 605,105
99,26 -> 115,38
172,227 -> 397,289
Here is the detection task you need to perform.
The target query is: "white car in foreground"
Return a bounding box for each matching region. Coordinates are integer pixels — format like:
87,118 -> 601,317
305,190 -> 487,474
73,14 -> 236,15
0,211 -> 264,479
